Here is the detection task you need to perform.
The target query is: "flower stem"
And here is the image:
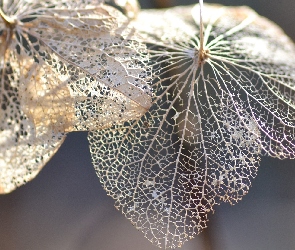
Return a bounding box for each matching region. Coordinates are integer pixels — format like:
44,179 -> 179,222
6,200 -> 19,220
199,0 -> 204,53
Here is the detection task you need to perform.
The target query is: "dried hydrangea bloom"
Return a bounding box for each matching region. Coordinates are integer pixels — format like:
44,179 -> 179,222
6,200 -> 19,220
0,0 -> 151,194
88,3 -> 295,248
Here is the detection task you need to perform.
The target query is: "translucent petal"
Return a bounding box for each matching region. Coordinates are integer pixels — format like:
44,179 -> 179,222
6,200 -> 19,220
0,0 -> 150,193
88,4 -> 295,248
0,53 -> 66,193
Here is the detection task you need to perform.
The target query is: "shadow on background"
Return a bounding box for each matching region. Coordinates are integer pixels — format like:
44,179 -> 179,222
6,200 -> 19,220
0,1 -> 295,250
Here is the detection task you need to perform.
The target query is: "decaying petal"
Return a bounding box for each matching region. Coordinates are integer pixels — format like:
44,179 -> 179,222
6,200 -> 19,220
88,3 -> 295,248
0,0 -> 151,193
0,51 -> 66,193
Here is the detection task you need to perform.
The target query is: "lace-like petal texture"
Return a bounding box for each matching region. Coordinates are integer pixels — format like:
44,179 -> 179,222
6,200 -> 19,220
88,4 -> 295,248
0,0 -> 151,193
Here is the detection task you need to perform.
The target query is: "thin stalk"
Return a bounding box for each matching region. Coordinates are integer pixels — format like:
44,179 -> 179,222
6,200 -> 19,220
198,0 -> 208,65
199,0 -> 204,53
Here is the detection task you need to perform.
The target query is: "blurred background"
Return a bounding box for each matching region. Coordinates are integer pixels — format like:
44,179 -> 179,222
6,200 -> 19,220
1,0 -> 295,249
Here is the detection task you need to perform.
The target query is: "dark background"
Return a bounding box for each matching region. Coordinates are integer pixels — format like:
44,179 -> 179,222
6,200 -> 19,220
1,1 -> 295,249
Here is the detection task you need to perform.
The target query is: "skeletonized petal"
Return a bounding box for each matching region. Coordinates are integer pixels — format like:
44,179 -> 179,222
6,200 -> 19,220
88,3 -> 295,248
0,0 -> 150,192
0,51 -> 66,193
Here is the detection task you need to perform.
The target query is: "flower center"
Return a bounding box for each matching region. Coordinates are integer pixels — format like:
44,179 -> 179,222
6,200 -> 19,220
0,8 -> 17,30
198,48 -> 210,65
